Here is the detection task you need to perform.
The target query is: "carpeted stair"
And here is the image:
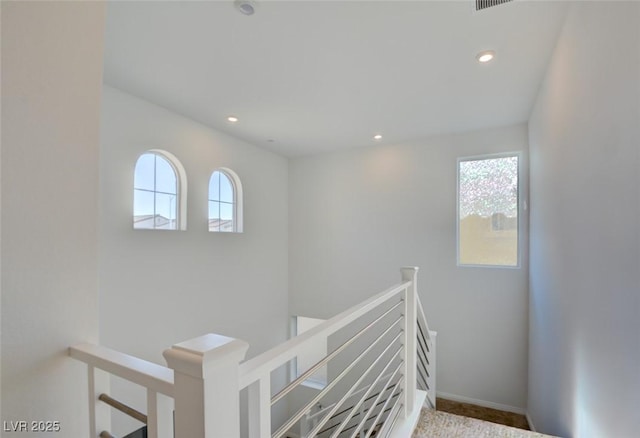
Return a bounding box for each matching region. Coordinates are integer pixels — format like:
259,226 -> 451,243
412,409 -> 559,438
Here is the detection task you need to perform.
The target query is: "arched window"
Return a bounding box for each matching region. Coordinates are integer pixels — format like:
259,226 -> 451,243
133,150 -> 186,230
208,168 -> 243,233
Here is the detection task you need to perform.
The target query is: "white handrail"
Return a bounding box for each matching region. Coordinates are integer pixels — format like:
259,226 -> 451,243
69,343 -> 174,397
238,281 -> 410,389
272,301 -> 404,406
70,267 -> 435,438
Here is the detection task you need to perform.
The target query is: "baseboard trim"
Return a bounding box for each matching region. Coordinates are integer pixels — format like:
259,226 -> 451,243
526,413 -> 537,432
436,391 -> 526,415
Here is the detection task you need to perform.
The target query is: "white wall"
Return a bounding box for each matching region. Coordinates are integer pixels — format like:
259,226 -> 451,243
528,2 -> 640,437
289,124 -> 530,411
1,2 -> 105,436
99,85 -> 289,434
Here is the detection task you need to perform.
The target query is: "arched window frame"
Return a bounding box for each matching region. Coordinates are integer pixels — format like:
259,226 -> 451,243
133,149 -> 187,230
208,167 -> 243,233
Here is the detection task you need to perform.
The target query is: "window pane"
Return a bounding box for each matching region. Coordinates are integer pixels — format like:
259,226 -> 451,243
220,202 -> 233,220
155,155 -> 177,194
134,153 -> 155,191
209,172 -> 220,201
458,156 -> 518,266
219,173 -> 234,203
133,189 -> 154,229
209,200 -> 220,232
220,202 -> 234,232
155,192 -> 177,230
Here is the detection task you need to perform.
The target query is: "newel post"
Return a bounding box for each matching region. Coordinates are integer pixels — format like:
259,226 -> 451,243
163,334 -> 249,438
401,266 -> 418,417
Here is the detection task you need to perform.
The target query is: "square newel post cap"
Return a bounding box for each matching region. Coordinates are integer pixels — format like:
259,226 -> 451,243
401,266 -> 419,281
163,333 -> 249,379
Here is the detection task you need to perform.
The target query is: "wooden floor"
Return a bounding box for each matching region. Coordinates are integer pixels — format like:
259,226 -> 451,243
436,398 -> 531,430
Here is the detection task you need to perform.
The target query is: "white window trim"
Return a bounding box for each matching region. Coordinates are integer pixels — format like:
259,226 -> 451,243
456,151 -> 522,269
134,149 -> 188,231
208,167 -> 243,233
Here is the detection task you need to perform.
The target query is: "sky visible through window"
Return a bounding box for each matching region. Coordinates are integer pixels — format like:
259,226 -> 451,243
134,153 -> 178,229
209,170 -> 235,232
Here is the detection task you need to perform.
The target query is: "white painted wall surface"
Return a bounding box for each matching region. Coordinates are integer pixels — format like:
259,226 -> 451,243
528,2 -> 640,437
99,86 -> 289,434
289,124 -> 529,411
1,2 -> 105,435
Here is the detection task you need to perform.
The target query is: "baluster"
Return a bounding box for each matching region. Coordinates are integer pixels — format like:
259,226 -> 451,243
427,331 -> 437,409
248,373 -> 271,438
401,266 -> 419,418
88,365 -> 111,438
147,389 -> 173,438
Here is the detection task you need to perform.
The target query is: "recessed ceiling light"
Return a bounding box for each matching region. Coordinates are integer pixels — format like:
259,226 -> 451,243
373,134 -> 383,141
227,116 -> 239,123
234,0 -> 255,16
476,50 -> 495,63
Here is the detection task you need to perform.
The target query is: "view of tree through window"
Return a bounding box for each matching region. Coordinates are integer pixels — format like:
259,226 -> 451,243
458,155 -> 518,266
134,152 -> 179,230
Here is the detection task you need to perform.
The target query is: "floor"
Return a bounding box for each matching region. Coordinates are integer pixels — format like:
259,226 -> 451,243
412,409 -> 557,438
435,398 -> 531,430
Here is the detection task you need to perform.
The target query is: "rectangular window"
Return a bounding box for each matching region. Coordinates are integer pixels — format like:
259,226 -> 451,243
458,154 -> 519,267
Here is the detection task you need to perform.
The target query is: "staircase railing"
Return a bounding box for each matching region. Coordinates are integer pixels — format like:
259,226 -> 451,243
416,294 -> 437,409
68,343 -> 174,438
70,266 -> 436,438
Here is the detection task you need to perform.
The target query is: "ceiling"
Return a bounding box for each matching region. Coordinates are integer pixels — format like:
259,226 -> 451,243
104,1 -> 569,157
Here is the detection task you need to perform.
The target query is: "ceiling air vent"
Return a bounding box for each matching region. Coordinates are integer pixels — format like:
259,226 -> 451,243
476,0 -> 513,11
